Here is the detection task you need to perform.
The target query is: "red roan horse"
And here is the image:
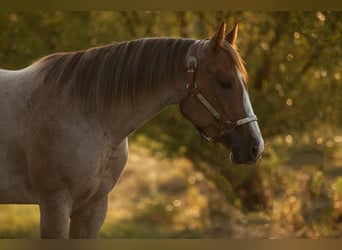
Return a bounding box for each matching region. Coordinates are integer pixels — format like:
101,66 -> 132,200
0,21 -> 263,238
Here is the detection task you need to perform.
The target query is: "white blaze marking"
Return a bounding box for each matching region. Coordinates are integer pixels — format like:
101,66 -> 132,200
235,68 -> 264,157
236,68 -> 255,117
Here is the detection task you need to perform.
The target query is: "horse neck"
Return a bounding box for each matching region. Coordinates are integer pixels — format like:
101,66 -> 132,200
107,40 -> 206,140
105,69 -> 187,141
39,38 -> 198,142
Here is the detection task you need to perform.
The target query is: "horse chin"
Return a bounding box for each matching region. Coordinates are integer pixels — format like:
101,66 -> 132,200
229,153 -> 239,164
229,153 -> 253,165
218,138 -> 247,164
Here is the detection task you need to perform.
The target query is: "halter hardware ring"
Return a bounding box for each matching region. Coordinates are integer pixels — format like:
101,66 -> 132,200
186,81 -> 197,91
186,55 -> 198,69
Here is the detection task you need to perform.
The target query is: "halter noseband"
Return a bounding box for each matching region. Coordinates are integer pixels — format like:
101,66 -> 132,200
181,41 -> 258,143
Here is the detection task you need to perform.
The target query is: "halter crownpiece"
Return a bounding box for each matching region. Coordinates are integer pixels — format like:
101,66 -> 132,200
181,41 -> 258,142
185,55 -> 197,89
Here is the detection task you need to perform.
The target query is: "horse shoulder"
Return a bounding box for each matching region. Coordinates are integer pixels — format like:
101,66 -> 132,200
0,66 -> 44,203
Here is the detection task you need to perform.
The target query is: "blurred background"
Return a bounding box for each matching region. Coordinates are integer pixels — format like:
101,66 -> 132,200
0,11 -> 341,238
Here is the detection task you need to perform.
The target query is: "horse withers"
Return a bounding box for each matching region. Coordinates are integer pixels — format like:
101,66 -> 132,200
0,21 -> 263,238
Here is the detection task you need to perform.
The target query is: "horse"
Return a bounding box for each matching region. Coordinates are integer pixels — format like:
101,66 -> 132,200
0,21 -> 264,238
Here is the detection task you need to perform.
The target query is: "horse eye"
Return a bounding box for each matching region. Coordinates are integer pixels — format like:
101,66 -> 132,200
219,80 -> 232,89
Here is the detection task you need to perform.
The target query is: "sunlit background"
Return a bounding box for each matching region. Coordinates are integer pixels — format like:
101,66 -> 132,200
0,11 -> 341,238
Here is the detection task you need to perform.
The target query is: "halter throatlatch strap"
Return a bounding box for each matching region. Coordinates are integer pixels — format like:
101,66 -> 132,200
183,42 -> 258,142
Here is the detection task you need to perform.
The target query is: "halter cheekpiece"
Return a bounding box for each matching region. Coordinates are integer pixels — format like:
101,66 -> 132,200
181,41 -> 258,142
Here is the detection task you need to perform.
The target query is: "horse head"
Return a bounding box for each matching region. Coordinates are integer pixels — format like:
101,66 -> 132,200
180,22 -> 264,164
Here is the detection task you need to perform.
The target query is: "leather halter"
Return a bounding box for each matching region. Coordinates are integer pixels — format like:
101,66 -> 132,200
180,41 -> 258,142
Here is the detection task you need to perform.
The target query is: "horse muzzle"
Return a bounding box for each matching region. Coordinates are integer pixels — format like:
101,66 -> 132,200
228,137 -> 264,165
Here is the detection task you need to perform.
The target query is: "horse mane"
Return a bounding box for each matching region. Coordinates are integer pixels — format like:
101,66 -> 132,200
38,37 -> 195,114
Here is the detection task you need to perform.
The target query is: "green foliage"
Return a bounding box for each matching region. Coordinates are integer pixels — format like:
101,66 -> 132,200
334,177 -> 342,196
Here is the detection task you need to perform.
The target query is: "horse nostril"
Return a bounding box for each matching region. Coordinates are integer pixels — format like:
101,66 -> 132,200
250,143 -> 261,160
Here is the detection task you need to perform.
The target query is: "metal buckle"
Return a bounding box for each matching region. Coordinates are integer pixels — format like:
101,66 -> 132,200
186,56 -> 198,69
186,81 -> 197,91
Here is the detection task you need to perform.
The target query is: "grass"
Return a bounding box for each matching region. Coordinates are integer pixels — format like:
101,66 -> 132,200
0,205 -> 39,238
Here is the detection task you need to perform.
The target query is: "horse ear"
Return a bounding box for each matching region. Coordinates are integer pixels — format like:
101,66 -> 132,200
225,22 -> 238,45
208,21 -> 226,50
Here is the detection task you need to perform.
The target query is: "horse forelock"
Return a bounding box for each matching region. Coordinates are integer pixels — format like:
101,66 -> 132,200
39,37 -> 195,115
